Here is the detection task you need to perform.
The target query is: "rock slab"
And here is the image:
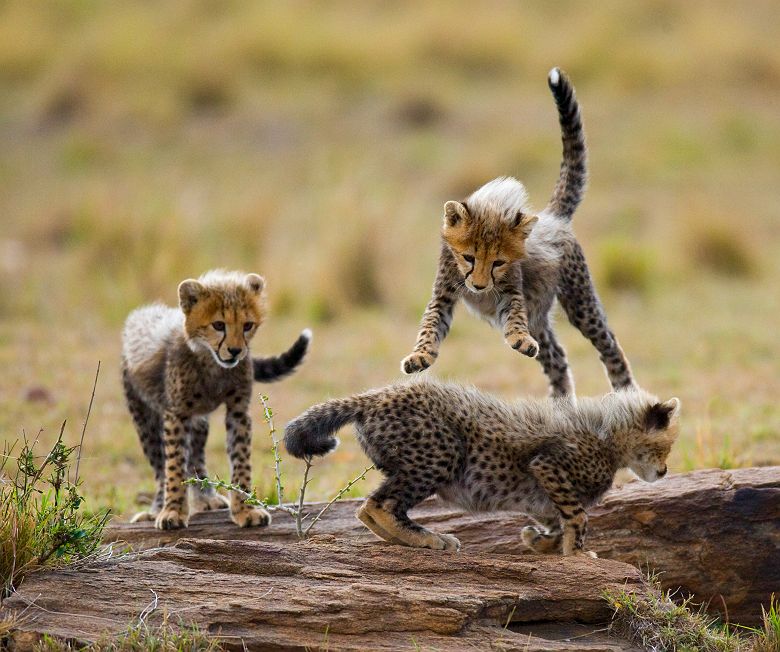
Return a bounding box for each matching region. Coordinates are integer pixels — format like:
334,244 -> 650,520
106,467 -> 780,626
2,538 -> 643,651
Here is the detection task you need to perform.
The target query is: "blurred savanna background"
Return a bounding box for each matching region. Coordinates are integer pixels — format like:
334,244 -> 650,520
1,1 -> 779,516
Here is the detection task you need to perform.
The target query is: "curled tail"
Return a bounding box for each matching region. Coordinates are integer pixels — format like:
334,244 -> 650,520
253,329 -> 311,382
284,396 -> 361,459
545,67 -> 587,221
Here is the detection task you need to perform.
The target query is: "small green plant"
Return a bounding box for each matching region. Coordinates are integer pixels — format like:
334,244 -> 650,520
746,594 -> 780,652
186,394 -> 373,539
1,365 -> 110,597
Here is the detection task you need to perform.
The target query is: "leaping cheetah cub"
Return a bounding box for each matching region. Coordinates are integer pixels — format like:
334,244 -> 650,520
122,269 -> 311,530
285,379 -> 678,556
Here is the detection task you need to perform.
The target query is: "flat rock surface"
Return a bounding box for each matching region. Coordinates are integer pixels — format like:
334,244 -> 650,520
2,538 -> 643,651
3,467 -> 776,650
106,466 -> 780,625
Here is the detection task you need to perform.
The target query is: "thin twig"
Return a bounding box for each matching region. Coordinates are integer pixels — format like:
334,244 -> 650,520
75,361 -> 100,485
304,464 -> 374,536
294,456 -> 313,538
259,394 -> 284,507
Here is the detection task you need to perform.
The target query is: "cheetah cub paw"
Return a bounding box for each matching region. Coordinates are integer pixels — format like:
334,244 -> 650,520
189,492 -> 229,513
505,332 -> 538,358
155,507 -> 188,530
401,351 -> 436,374
437,533 -> 461,552
130,510 -> 156,524
231,507 -> 272,528
521,525 -> 557,553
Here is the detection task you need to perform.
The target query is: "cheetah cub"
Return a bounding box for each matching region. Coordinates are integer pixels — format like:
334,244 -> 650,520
285,379 -> 678,556
402,68 -> 634,396
122,269 -> 311,530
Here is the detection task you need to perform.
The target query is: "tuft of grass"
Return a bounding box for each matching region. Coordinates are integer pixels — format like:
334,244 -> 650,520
749,595 -> 780,652
607,583 -> 780,652
607,583 -> 742,651
598,237 -> 656,295
1,367 -> 110,597
33,616 -> 222,651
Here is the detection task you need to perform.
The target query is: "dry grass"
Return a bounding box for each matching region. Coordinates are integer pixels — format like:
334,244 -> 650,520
1,1 -> 779,517
607,584 -> 780,652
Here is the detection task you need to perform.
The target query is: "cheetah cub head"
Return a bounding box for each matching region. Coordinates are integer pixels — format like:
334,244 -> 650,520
442,177 -> 538,294
178,270 -> 266,369
628,397 -> 681,482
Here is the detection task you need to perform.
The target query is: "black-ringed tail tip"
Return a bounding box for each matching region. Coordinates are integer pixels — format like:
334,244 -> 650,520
548,67 -> 561,87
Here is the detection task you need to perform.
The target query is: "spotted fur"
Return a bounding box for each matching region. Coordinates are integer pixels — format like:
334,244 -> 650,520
285,378 -> 679,555
122,269 -> 310,530
402,68 -> 633,396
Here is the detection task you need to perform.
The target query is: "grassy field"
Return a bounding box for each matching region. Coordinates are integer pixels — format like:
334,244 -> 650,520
1,1 -> 779,518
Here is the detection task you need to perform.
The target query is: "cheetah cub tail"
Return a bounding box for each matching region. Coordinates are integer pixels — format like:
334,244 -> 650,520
545,66 -> 587,221
284,396 -> 360,459
253,329 -> 312,382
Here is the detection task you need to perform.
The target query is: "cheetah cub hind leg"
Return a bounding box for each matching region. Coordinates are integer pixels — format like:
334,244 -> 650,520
360,498 -> 460,551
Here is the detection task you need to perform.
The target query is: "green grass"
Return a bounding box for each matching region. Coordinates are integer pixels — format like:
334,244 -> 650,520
0,1 -> 779,518
1,422 -> 110,597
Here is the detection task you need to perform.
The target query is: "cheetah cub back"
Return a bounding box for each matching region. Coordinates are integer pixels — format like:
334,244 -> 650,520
285,379 -> 679,556
122,269 -> 311,530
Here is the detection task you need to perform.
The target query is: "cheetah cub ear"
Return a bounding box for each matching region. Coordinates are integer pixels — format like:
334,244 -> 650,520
510,211 -> 538,238
645,397 -> 681,433
178,279 -> 206,314
244,273 -> 265,294
443,200 -> 470,228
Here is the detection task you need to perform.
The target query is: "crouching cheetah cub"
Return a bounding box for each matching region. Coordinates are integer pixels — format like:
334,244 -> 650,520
285,378 -> 678,556
122,269 -> 311,530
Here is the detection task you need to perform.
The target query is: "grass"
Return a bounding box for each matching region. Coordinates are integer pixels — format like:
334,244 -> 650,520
33,616 -> 222,651
0,1 -> 779,518
607,583 -> 780,652
1,420 -> 110,597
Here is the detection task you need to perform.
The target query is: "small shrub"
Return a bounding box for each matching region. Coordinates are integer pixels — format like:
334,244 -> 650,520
1,366 -> 109,597
0,426 -> 110,597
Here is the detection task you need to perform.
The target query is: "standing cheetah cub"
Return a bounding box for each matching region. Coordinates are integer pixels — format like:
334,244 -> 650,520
122,269 -> 311,530
285,379 -> 678,556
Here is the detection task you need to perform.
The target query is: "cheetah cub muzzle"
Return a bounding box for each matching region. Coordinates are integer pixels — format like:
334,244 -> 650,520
122,269 -> 311,530
285,378 -> 679,556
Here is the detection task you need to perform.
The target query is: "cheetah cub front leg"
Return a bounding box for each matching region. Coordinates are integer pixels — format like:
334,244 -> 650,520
501,291 -> 538,358
155,411 -> 190,530
527,456 -> 597,558
225,399 -> 271,528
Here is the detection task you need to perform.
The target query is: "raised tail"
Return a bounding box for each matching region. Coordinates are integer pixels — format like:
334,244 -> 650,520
545,67 -> 587,221
253,329 -> 311,382
284,396 -> 361,459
